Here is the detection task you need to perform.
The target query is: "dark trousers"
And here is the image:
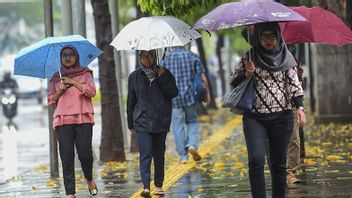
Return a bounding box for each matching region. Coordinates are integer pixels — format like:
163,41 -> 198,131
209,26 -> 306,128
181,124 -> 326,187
243,111 -> 293,198
56,123 -> 93,195
136,131 -> 167,189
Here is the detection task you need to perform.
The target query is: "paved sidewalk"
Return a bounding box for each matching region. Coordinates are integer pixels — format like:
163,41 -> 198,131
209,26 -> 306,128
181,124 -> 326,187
0,108 -> 351,198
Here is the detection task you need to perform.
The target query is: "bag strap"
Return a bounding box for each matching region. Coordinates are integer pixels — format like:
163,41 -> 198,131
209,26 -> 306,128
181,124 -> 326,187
191,58 -> 197,78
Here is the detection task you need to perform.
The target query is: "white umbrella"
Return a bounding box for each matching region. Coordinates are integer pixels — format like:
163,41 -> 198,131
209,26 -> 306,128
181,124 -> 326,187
110,16 -> 201,51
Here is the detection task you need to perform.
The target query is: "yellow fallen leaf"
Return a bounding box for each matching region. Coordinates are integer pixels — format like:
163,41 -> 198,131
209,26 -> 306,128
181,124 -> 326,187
32,186 -> 39,190
325,155 -> 343,161
34,165 -> 48,172
197,187 -> 204,192
198,115 -> 211,123
213,162 -> 225,170
75,174 -> 84,181
322,142 -> 332,146
304,158 -> 317,165
320,160 -> 328,166
234,162 -> 245,169
75,183 -> 86,190
46,179 -> 57,188
324,170 -> 339,173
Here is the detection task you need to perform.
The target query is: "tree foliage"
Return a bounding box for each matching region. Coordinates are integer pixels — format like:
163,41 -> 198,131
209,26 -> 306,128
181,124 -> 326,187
0,2 -> 62,55
137,0 -> 314,55
137,0 -> 251,54
0,3 -> 43,26
137,0 -> 226,23
118,0 -> 136,27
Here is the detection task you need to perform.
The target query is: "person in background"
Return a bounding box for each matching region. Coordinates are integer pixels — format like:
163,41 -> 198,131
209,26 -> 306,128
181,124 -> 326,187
161,46 -> 211,164
48,45 -> 98,198
230,22 -> 306,198
286,44 -> 305,184
127,50 -> 178,197
0,71 -> 18,92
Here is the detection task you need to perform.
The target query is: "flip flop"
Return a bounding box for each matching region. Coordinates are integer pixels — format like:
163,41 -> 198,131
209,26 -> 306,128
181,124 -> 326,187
140,190 -> 151,197
154,189 -> 165,196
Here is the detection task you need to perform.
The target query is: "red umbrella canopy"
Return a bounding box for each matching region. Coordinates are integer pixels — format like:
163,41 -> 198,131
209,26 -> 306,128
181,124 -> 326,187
280,6 -> 352,45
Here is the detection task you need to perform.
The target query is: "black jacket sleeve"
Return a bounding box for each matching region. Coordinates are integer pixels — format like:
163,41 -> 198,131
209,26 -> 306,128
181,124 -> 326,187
127,73 -> 137,130
157,68 -> 178,100
292,95 -> 304,108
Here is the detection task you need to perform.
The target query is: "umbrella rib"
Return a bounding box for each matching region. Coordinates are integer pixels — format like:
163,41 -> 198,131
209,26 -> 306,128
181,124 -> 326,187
43,44 -> 52,78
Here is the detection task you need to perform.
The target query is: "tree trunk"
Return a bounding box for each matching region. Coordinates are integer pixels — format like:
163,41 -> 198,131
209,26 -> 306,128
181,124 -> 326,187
347,0 -> 352,27
196,38 -> 217,110
91,0 -> 125,162
216,35 -> 226,97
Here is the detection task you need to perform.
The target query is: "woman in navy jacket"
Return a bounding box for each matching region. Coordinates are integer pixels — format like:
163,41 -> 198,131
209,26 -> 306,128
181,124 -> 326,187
127,50 -> 178,197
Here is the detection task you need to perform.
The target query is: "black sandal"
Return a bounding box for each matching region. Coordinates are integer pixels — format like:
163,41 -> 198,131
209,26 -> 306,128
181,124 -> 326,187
140,190 -> 151,197
88,181 -> 98,196
154,189 -> 165,196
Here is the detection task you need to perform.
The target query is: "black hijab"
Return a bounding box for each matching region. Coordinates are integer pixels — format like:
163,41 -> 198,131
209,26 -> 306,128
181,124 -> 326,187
251,22 -> 297,72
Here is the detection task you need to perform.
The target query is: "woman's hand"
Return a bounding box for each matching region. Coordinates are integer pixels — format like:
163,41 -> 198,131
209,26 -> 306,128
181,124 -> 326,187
296,109 -> 306,127
59,82 -> 66,93
203,91 -> 211,107
130,129 -> 136,134
62,77 -> 84,92
158,65 -> 165,77
58,82 -> 66,94
61,77 -> 76,86
245,60 -> 256,77
51,82 -> 66,101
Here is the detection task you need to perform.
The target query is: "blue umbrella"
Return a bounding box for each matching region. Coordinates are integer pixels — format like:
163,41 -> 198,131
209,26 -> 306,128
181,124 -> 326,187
14,35 -> 103,79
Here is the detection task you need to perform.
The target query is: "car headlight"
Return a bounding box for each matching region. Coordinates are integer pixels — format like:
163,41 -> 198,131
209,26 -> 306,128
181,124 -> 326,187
8,96 -> 16,104
2,97 -> 9,105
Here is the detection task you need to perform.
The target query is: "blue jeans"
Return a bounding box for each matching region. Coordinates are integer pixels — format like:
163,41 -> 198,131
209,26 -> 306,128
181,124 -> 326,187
136,131 -> 167,190
243,110 -> 293,198
171,103 -> 198,161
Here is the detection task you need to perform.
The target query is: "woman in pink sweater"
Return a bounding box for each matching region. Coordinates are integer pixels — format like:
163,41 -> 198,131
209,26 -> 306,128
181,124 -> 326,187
48,45 -> 98,198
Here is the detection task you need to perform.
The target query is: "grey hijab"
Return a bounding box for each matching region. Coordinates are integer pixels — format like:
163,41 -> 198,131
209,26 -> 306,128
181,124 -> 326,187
141,64 -> 158,81
251,22 -> 297,72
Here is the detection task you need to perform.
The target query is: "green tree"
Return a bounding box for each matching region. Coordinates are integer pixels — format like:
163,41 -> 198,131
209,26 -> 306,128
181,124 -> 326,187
0,2 -> 62,55
0,3 -> 44,55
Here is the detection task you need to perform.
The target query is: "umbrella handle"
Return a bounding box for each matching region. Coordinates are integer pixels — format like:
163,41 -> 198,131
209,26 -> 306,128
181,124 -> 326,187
247,28 -> 252,62
58,68 -> 68,87
58,67 -> 62,79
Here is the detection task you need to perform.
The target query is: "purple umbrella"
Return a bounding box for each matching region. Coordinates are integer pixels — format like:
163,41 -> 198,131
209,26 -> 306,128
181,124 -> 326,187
194,0 -> 306,31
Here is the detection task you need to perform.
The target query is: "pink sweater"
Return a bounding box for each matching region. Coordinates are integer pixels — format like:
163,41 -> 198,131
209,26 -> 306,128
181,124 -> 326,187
48,72 -> 96,128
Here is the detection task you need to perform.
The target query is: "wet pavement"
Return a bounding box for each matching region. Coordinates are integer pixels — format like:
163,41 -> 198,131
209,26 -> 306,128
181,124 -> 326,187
0,100 -> 351,197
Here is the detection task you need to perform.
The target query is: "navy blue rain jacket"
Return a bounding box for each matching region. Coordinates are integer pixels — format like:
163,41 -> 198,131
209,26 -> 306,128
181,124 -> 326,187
127,67 -> 178,133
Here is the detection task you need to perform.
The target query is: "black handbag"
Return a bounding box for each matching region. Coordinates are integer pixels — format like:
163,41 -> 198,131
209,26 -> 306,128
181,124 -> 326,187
222,76 -> 255,114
